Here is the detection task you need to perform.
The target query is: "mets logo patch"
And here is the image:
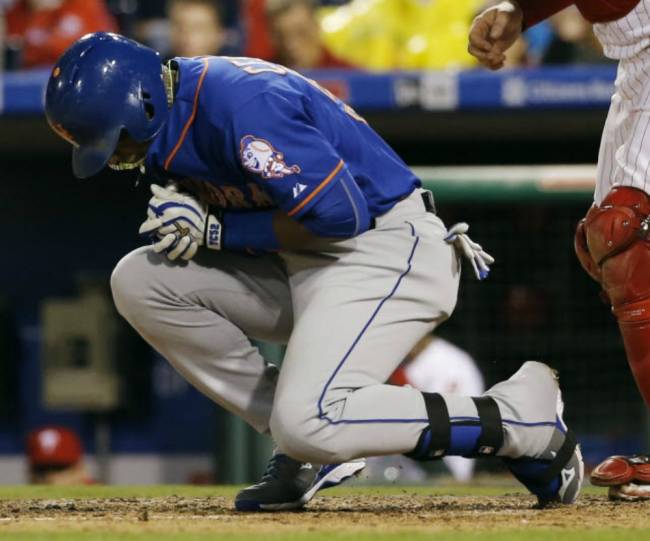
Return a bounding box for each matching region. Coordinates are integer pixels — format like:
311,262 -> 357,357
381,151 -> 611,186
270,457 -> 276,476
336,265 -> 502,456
240,135 -> 301,179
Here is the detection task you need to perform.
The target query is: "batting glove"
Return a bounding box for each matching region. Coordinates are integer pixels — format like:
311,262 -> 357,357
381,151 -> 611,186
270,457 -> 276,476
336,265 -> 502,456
139,184 -> 223,261
444,222 -> 495,280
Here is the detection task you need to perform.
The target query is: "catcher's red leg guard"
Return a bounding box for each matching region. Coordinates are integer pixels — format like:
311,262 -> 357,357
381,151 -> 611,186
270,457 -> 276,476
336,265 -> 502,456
578,187 -> 650,406
574,216 -> 601,283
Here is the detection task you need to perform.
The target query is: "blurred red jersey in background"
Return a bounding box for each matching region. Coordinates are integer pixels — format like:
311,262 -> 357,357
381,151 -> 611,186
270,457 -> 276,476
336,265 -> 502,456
5,0 -> 117,68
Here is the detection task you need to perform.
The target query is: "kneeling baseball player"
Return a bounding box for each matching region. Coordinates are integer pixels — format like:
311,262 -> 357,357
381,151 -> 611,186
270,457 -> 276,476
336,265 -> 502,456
46,32 -> 583,510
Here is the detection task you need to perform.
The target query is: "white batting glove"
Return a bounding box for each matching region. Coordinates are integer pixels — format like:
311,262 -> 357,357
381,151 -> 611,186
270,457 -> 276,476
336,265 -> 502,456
444,222 -> 495,280
139,184 -> 223,261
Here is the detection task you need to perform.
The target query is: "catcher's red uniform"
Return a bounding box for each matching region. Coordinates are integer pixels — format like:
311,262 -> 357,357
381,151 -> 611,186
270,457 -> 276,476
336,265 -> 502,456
518,0 -> 640,27
505,0 -> 650,497
590,455 -> 650,500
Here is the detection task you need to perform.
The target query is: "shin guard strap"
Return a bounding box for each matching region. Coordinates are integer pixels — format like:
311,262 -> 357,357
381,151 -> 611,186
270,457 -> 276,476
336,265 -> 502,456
471,396 -> 503,456
538,430 -> 578,484
422,393 -> 450,457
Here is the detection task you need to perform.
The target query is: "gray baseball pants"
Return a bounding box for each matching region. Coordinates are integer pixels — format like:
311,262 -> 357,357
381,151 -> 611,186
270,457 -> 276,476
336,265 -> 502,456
111,190 -> 551,464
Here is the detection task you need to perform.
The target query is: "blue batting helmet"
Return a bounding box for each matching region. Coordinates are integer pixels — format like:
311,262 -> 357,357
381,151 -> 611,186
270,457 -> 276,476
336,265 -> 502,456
45,32 -> 168,179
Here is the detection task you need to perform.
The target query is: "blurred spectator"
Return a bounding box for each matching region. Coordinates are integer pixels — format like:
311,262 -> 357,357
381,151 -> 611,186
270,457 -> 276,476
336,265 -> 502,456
503,285 -> 548,332
134,0 -> 239,59
134,0 -> 239,26
4,0 -> 117,69
510,6 -> 612,67
522,21 -> 556,66
133,0 -> 166,19
320,0 -> 482,70
265,0 -> 353,69
168,0 -> 226,57
26,426 -> 92,485
542,6 -> 606,65
242,0 -> 275,59
242,0 -> 352,62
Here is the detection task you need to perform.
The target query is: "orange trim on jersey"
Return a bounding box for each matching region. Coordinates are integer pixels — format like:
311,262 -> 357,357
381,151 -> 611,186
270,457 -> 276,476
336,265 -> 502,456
163,58 -> 210,171
287,160 -> 344,217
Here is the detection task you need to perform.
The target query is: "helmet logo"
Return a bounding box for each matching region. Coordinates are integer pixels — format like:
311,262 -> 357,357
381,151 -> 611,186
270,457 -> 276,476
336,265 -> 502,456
52,123 -> 79,147
52,66 -> 61,78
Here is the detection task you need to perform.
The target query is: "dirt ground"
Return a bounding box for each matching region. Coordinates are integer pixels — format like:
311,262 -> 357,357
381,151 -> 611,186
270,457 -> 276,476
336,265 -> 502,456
0,492 -> 649,536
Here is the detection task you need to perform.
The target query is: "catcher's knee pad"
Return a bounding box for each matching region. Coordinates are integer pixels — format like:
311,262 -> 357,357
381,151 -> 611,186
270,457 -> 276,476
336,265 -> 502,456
580,187 -> 650,406
574,218 -> 601,283
574,185 -> 650,289
581,187 -> 650,305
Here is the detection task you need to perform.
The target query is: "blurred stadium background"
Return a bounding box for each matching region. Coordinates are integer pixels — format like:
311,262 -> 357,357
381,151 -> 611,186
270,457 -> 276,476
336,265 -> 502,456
0,0 -> 647,487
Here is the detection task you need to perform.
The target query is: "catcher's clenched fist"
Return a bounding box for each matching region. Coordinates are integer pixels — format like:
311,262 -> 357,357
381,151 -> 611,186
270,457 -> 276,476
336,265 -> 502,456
468,1 -> 524,70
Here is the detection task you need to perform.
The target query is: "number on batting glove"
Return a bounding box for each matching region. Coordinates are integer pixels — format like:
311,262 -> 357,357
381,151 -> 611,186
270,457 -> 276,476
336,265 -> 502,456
139,184 -> 223,261
444,222 -> 494,280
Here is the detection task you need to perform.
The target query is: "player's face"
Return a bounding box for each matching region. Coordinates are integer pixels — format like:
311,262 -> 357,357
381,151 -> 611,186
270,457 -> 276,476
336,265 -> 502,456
270,4 -> 323,69
108,133 -> 150,171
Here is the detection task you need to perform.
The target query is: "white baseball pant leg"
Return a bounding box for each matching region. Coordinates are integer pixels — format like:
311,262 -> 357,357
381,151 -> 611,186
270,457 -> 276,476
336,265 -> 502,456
110,247 -> 293,433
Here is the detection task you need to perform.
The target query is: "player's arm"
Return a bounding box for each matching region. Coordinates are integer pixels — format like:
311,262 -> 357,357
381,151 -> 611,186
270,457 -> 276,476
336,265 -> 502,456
139,174 -> 367,258
273,212 -> 317,250
516,0 -> 575,27
227,186 -> 370,251
220,92 -> 372,251
219,163 -> 371,251
468,1 -> 574,70
215,208 -> 318,252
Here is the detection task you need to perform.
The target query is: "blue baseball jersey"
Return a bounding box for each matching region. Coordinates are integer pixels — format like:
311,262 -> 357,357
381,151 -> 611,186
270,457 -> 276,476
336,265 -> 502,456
145,56 -> 420,242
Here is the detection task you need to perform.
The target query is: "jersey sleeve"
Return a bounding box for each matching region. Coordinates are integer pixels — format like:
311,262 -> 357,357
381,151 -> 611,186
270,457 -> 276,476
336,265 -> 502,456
228,91 -> 371,237
517,0 -> 575,28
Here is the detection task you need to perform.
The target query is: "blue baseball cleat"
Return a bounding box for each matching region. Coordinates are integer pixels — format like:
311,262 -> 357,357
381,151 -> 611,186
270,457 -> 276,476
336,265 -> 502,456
234,453 -> 366,512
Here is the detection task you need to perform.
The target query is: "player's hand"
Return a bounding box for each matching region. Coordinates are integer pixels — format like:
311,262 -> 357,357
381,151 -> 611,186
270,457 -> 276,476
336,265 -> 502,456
139,184 -> 205,261
468,1 -> 524,70
139,184 -> 223,261
445,223 -> 495,280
